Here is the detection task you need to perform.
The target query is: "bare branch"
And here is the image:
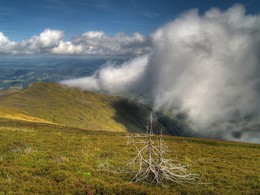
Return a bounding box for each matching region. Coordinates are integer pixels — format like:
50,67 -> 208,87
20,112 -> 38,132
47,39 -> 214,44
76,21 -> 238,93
127,111 -> 199,186
99,111 -> 200,187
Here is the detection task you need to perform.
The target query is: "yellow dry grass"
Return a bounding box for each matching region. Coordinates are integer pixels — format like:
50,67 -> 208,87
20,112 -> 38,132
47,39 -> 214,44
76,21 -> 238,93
0,112 -> 55,124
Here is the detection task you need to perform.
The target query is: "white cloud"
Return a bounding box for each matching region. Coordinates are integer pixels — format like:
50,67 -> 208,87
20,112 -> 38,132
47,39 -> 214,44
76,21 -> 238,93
147,4 -> 260,143
61,55 -> 149,92
62,4 -> 260,143
82,31 -> 105,39
71,31 -> 151,55
18,29 -> 64,54
0,29 -> 151,56
37,29 -> 64,48
51,41 -> 84,54
0,32 -> 14,54
0,32 -> 9,43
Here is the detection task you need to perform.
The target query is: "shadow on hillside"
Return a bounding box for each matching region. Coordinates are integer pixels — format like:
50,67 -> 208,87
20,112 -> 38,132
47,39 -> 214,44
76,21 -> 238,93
111,98 -> 201,137
111,99 -> 167,134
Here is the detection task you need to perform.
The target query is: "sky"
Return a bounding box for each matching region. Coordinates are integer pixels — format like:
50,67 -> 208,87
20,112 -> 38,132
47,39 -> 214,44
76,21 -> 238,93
1,1 -> 260,143
0,0 -> 259,42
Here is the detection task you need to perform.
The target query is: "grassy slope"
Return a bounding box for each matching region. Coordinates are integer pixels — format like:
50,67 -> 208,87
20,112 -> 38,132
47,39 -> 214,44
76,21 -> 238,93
0,118 -> 259,194
0,82 -> 165,133
0,82 -> 259,194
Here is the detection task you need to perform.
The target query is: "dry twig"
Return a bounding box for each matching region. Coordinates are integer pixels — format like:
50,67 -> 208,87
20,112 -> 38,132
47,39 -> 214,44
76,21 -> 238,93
126,112 -> 199,186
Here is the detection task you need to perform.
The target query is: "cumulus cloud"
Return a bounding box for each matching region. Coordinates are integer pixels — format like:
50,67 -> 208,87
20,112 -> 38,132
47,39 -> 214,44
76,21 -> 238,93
0,32 -> 14,54
62,4 -> 260,143
68,31 -> 151,55
19,29 -> 64,54
0,29 -> 151,56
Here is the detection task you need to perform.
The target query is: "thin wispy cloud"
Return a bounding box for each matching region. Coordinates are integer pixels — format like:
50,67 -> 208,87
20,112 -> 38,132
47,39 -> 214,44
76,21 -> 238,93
141,11 -> 160,18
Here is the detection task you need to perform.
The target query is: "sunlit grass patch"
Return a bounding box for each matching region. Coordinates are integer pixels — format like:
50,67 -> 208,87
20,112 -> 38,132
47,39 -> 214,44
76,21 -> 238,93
0,112 -> 55,124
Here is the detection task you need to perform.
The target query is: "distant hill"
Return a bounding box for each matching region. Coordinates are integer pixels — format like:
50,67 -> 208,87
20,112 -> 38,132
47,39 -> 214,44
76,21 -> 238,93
0,82 -> 172,133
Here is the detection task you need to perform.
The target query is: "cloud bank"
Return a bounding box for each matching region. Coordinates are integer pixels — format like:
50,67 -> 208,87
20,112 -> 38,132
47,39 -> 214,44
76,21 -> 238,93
0,29 -> 151,56
62,4 -> 260,143
148,4 -> 260,143
62,55 -> 149,92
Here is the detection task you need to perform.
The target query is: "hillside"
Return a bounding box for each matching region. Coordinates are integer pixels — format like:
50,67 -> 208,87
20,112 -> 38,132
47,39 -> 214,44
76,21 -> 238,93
0,82 -> 167,133
0,82 -> 259,194
0,119 -> 259,194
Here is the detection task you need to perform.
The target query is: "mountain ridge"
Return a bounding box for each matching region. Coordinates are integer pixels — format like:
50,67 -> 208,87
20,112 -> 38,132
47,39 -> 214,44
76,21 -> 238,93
0,82 -> 169,133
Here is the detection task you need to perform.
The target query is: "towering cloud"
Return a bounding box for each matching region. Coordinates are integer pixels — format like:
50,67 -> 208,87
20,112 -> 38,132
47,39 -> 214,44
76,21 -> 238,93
62,5 -> 260,143
147,4 -> 260,143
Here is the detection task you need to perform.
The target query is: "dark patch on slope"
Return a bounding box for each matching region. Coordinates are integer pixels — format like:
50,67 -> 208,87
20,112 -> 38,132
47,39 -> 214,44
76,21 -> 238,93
112,99 -> 168,134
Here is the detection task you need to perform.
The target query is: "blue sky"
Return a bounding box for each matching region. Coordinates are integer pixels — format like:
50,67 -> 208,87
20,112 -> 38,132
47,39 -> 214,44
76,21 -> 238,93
1,0 -> 259,41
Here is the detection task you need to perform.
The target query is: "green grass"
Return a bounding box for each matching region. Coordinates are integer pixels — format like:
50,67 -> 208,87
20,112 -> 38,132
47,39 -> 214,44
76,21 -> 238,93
0,118 -> 259,194
0,82 -> 165,133
0,82 -> 259,194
